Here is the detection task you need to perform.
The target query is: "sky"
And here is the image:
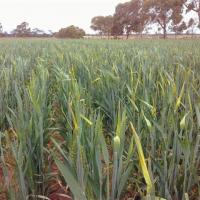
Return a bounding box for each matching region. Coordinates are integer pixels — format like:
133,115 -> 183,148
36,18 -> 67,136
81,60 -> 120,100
0,0 -> 127,34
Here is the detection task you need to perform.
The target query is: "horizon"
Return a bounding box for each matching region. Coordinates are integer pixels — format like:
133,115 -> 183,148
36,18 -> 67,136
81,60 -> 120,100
0,0 -> 127,34
0,0 -> 199,35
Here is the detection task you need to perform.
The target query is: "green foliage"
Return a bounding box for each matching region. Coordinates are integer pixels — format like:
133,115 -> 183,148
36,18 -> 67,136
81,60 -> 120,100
113,0 -> 147,38
56,25 -> 85,39
0,39 -> 199,200
11,22 -> 31,37
91,15 -> 113,37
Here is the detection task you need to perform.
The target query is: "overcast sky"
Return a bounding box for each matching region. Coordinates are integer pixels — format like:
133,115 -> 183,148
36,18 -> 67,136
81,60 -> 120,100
0,0 -> 127,33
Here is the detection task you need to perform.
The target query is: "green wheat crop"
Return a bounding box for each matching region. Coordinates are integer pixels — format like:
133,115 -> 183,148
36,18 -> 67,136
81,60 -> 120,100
0,39 -> 199,200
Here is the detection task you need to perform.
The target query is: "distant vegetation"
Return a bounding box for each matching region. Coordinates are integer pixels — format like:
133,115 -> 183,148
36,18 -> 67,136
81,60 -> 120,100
0,0 -> 200,39
91,16 -> 114,38
91,0 -> 200,39
56,25 -> 85,38
0,22 -> 53,38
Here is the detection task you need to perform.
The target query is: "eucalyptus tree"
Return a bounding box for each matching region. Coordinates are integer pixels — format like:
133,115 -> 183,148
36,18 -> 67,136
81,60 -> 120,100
144,0 -> 185,38
91,15 -> 114,38
113,0 -> 147,39
184,0 -> 200,27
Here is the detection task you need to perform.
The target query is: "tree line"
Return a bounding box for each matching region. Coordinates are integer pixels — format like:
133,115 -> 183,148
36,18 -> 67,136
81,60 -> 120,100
0,0 -> 200,39
91,0 -> 200,39
0,22 -> 53,38
0,22 -> 85,38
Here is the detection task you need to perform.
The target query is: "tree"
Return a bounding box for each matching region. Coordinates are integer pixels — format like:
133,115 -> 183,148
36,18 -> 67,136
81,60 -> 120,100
0,23 -> 3,33
48,30 -> 54,36
31,28 -> 45,37
56,25 -> 85,39
12,22 -> 31,37
113,2 -> 133,38
187,18 -> 196,34
145,0 -> 184,38
0,23 -> 3,37
184,0 -> 200,27
113,0 -> 147,39
90,15 -> 114,38
111,19 -> 124,38
173,21 -> 187,34
104,16 -> 114,38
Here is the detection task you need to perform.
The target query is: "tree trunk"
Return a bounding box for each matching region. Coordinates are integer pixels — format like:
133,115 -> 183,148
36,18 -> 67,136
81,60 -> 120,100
157,18 -> 167,39
126,32 -> 130,39
163,18 -> 167,39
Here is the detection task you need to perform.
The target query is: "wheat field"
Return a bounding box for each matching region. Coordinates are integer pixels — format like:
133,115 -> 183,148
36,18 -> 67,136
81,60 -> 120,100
0,39 -> 199,200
